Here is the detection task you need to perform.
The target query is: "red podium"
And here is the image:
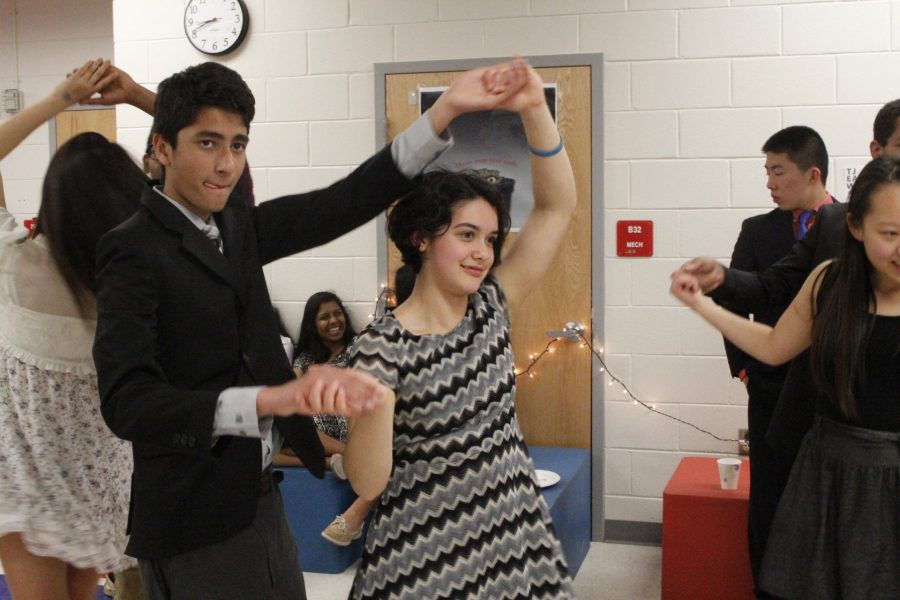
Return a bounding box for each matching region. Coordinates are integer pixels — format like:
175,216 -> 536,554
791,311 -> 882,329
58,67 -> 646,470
662,457 -> 754,600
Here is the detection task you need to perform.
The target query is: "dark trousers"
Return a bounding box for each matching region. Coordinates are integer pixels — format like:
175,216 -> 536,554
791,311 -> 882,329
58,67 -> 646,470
138,471 -> 305,600
746,377 -> 792,600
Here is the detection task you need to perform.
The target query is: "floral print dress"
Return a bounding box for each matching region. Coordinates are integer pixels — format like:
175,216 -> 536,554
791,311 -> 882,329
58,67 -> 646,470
0,210 -> 133,571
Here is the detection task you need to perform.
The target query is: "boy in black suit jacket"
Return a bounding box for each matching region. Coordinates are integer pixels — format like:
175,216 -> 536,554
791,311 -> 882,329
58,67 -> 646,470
722,126 -> 834,591
93,59 -> 530,599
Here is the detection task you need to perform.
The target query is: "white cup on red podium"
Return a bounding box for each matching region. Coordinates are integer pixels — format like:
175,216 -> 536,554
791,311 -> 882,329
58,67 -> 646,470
717,458 -> 742,490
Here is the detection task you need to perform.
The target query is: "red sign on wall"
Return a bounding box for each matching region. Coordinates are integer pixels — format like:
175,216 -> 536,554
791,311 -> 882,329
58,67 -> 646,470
616,220 -> 653,257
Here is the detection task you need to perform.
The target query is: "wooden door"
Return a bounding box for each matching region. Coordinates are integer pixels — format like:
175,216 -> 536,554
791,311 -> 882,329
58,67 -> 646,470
54,108 -> 116,148
384,67 -> 592,449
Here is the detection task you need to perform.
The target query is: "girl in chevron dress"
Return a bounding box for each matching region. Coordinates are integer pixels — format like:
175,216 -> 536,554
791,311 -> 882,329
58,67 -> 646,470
344,59 -> 577,600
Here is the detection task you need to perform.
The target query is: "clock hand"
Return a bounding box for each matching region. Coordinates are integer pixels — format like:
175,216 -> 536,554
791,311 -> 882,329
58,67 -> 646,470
191,17 -> 220,35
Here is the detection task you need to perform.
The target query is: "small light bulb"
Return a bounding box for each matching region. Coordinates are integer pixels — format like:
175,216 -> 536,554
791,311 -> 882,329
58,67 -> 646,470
608,380 -> 614,387
599,367 -> 605,373
632,400 -> 638,405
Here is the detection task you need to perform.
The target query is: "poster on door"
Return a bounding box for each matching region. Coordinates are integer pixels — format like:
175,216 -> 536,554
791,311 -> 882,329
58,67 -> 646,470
419,85 -> 557,231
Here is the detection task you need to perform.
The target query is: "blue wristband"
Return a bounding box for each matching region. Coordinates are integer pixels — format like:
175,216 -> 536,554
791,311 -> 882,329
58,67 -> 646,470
528,137 -> 564,158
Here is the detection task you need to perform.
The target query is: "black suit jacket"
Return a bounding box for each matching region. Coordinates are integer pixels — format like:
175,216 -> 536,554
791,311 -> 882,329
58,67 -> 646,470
711,202 -> 846,460
93,144 -> 414,559
721,208 -> 795,387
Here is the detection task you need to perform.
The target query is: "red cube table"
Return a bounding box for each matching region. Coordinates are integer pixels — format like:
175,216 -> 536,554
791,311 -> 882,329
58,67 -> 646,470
662,456 -> 753,600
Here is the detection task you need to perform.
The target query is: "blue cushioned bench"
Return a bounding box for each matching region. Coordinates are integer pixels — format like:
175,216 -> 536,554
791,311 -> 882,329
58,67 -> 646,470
277,466 -> 366,574
277,445 -> 590,575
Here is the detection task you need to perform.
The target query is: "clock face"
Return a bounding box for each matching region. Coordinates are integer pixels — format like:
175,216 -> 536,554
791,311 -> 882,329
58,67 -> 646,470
184,0 -> 249,56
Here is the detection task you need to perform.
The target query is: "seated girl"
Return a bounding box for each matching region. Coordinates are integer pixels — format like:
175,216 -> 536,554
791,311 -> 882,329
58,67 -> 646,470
275,292 -> 377,546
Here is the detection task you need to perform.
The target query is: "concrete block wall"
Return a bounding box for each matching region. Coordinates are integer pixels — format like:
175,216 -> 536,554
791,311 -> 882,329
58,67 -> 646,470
0,0 -> 114,218
4,0 -> 898,528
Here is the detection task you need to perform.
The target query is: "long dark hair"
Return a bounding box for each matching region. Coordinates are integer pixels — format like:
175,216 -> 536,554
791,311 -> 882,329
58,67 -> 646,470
33,132 -> 145,314
810,155 -> 900,420
294,291 -> 357,364
388,170 -> 511,273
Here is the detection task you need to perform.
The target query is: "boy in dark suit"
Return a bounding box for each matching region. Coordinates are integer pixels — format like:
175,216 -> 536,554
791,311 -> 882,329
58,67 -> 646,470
93,59 -> 529,599
723,126 -> 833,592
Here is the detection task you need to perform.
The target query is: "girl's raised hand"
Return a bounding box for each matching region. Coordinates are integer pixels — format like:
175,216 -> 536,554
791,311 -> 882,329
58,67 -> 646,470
492,60 -> 546,114
54,59 -> 114,106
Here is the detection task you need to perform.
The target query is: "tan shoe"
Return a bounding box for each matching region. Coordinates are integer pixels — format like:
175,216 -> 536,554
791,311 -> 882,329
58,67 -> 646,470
321,514 -> 362,546
330,453 -> 347,480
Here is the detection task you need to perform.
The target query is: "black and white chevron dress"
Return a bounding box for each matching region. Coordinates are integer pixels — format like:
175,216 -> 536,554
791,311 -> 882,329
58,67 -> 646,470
348,275 -> 574,599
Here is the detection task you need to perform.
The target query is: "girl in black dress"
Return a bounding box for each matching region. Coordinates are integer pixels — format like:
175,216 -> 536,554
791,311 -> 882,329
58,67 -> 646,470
672,156 -> 900,599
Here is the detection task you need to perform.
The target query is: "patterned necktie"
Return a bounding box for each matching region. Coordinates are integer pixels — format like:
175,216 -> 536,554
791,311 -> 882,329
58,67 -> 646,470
796,210 -> 815,240
200,221 -> 223,252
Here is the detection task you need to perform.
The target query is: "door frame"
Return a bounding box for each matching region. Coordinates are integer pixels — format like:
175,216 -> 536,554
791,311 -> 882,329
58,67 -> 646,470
50,104 -> 117,151
374,53 -> 605,541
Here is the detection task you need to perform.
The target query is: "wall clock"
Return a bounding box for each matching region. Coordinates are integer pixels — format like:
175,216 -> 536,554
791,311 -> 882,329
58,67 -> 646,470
184,0 -> 249,56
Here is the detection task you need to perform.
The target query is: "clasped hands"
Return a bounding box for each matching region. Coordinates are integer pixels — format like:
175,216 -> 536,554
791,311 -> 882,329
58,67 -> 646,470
256,364 -> 388,419
427,56 -> 547,135
670,257 -> 725,307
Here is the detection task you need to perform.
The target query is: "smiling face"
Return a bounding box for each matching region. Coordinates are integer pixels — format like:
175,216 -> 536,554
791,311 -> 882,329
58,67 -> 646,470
314,300 -> 347,345
155,106 -> 249,221
764,151 -> 820,211
420,198 -> 499,297
849,182 -> 900,291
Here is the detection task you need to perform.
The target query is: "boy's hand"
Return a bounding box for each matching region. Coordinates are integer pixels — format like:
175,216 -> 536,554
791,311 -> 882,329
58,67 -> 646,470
81,65 -> 157,115
257,364 -> 387,418
676,257 -> 726,293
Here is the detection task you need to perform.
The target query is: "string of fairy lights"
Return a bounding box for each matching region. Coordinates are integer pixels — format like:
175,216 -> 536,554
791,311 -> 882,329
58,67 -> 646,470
514,325 -> 746,450
372,285 -> 745,451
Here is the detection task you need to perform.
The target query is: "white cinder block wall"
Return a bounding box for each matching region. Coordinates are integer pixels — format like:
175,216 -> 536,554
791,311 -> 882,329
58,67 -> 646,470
0,0 -> 114,220
3,0 -> 898,530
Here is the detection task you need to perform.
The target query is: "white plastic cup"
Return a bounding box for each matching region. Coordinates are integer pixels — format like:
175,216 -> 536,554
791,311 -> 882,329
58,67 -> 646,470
717,458 -> 742,490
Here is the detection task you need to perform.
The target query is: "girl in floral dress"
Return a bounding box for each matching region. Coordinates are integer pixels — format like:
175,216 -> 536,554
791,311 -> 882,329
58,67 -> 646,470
0,60 -> 144,600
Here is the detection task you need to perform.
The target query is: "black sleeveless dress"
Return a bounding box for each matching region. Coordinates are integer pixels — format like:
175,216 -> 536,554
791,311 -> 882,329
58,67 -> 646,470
759,315 -> 900,599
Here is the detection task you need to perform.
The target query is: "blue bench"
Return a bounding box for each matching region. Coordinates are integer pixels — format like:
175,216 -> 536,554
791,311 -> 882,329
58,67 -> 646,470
278,445 -> 590,576
277,466 -> 366,574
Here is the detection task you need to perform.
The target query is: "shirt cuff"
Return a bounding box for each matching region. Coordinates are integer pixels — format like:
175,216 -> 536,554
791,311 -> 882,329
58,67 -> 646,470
213,386 -> 265,438
390,109 -> 453,179
709,268 -> 736,303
